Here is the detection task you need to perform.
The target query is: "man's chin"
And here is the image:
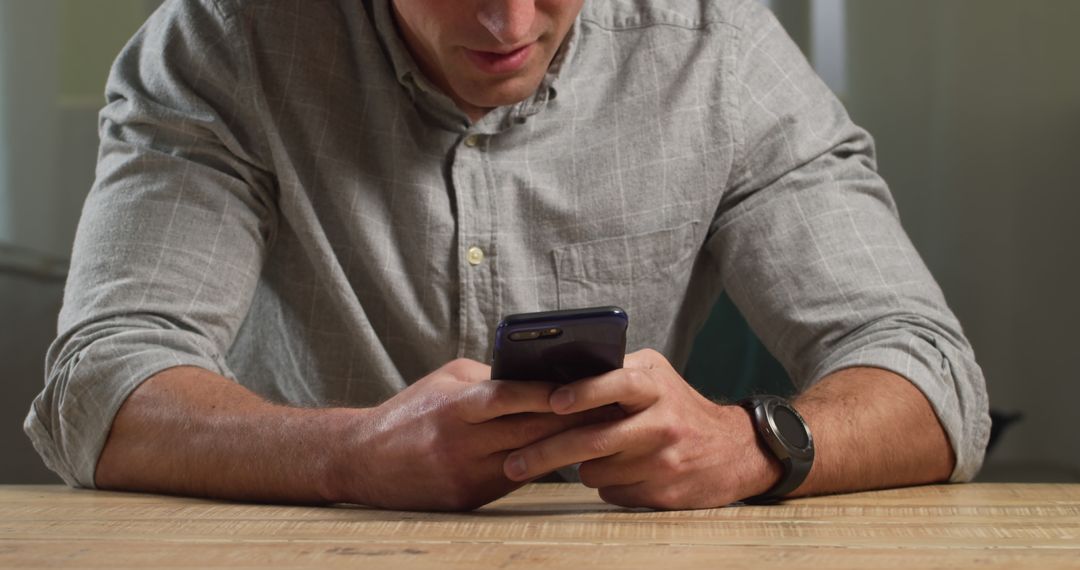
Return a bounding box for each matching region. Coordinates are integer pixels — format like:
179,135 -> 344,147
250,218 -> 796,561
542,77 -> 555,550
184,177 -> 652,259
455,76 -> 547,112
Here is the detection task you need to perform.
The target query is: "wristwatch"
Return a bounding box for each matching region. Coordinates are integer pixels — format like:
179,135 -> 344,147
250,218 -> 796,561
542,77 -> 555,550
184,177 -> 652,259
738,395 -> 815,504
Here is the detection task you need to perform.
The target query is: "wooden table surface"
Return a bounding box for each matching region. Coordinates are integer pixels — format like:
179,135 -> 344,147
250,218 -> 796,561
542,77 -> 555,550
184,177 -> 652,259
2,483 -> 1079,569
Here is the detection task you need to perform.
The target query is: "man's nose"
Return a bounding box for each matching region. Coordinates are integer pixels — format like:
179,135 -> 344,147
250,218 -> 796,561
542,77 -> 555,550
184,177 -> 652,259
477,0 -> 536,47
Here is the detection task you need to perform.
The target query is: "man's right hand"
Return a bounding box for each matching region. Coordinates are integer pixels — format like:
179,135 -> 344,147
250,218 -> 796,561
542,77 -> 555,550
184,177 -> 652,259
96,360 -> 617,511
334,358 -> 618,511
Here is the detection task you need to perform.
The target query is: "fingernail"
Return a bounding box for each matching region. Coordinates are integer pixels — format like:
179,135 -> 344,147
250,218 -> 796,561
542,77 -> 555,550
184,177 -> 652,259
550,388 -> 574,412
507,455 -> 527,479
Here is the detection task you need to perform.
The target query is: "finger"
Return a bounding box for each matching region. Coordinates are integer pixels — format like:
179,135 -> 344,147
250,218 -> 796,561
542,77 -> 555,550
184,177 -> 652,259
442,358 -> 494,384
504,414 -> 657,482
485,404 -> 626,451
577,452 -> 650,489
622,348 -> 670,372
549,367 -> 660,416
457,380 -> 559,423
484,413 -> 580,451
597,483 -> 653,509
598,481 -> 702,511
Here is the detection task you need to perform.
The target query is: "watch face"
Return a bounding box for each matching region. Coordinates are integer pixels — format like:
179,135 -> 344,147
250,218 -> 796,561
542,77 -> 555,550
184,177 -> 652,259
773,405 -> 810,449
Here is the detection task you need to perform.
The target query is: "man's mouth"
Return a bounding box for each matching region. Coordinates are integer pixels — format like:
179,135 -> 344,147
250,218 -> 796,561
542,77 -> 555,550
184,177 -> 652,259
463,43 -> 535,75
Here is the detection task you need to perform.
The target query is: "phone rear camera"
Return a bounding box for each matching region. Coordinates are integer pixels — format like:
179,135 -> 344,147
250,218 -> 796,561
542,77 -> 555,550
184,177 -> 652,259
509,330 -> 542,341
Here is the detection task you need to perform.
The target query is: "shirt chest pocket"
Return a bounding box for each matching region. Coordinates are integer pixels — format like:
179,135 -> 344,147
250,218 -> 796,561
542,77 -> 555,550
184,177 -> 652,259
552,221 -> 700,353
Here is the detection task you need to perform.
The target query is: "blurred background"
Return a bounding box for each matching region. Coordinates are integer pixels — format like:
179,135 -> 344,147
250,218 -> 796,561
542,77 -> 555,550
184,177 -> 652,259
2,0 -> 1077,484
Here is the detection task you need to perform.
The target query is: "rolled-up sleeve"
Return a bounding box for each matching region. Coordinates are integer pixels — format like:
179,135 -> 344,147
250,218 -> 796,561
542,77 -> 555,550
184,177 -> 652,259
24,0 -> 276,488
708,3 -> 990,481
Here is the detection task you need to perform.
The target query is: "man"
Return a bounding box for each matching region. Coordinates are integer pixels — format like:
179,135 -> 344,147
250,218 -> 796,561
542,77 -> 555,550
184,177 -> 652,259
25,0 -> 989,511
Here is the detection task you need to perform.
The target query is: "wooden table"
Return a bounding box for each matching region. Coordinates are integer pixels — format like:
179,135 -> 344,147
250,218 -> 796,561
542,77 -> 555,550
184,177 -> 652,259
2,483 -> 1079,569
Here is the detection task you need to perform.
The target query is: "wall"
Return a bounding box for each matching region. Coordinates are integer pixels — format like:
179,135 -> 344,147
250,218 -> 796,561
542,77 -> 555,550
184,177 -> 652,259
0,0 -> 160,483
845,0 -> 1080,480
0,1 -> 61,255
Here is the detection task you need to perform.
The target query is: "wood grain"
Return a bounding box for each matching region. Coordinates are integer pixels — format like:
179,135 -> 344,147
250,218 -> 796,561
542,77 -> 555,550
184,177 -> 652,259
2,484 -> 1079,569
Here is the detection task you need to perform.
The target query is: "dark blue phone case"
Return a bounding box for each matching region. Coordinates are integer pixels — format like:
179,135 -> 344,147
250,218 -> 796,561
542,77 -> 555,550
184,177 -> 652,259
490,306 -> 628,384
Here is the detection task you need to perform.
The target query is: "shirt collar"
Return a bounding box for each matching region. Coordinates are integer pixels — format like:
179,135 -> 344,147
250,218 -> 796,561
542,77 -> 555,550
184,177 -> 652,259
370,0 -> 578,131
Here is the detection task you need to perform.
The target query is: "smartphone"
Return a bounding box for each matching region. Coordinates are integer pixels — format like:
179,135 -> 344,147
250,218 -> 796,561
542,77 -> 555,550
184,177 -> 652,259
490,306 -> 628,384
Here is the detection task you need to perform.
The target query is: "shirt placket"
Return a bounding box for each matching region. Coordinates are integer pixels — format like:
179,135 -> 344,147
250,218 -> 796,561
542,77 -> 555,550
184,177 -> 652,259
450,131 -> 501,362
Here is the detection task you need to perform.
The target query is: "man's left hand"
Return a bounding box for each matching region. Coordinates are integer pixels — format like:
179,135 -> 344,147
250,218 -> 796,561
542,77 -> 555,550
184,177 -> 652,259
503,349 -> 783,509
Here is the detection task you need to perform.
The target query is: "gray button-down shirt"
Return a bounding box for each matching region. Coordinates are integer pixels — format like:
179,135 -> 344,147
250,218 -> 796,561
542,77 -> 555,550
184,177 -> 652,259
26,0 -> 990,488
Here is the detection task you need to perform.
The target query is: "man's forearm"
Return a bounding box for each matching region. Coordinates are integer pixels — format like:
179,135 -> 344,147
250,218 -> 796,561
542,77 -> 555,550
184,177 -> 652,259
95,360 -> 621,511
95,366 -> 362,504
495,350 -> 957,509
791,367 -> 956,497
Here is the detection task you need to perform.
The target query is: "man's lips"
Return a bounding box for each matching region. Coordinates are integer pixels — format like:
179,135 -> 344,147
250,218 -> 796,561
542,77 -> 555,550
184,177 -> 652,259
463,43 -> 535,74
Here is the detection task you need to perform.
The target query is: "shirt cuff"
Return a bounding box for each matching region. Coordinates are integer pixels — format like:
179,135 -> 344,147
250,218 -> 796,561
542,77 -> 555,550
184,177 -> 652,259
806,325 -> 991,483
25,330 -> 232,489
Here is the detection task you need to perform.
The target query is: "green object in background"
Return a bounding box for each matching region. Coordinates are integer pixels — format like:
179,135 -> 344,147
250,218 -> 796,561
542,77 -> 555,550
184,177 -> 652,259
683,293 -> 795,402
58,0 -> 148,103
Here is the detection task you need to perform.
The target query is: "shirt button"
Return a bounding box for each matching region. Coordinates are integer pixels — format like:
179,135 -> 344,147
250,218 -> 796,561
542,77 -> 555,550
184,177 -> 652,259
464,134 -> 482,148
466,246 -> 485,266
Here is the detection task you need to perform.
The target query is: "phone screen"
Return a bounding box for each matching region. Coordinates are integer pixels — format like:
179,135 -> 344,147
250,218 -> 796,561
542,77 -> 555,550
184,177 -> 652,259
490,306 -> 628,384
